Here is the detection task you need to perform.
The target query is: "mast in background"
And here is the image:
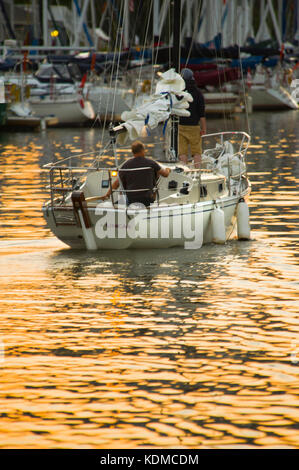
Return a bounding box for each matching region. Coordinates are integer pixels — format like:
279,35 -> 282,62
42,0 -> 48,47
153,0 -> 160,45
171,0 -> 181,160
0,0 -> 16,39
123,0 -> 129,49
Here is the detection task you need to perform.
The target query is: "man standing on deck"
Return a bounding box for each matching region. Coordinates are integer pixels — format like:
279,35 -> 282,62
101,141 -> 170,206
179,68 -> 207,168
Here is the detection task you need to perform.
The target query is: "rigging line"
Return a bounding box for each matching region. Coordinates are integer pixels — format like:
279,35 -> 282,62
92,2 -> 116,137
184,0 -> 203,68
0,0 -> 16,39
73,0 -> 94,46
98,0 -> 124,141
110,2 -> 126,121
238,43 -> 251,136
214,1 -> 247,135
91,140 -> 114,168
55,0 -> 71,45
135,0 -> 154,98
127,0 -> 142,65
217,13 -> 229,132
138,0 -> 153,86
150,0 -> 171,155
211,2 -> 230,133
152,0 -> 167,83
168,2 -> 171,68
48,3 -> 63,47
98,2 -> 116,134
109,0 -> 127,113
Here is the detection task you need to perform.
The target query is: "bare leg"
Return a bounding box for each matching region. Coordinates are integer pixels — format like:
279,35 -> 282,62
179,154 -> 188,164
193,154 -> 201,169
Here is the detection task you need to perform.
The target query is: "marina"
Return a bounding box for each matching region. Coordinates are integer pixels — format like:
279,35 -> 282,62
0,110 -> 298,449
0,0 -> 298,455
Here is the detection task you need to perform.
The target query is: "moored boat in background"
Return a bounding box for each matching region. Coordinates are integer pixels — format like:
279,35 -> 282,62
249,64 -> 298,110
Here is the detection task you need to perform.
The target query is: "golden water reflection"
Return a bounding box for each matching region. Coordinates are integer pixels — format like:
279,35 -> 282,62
0,240 -> 298,448
0,114 -> 298,448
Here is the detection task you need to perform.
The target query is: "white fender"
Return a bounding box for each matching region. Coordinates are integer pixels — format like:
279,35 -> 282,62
237,199 -> 250,240
211,206 -> 226,244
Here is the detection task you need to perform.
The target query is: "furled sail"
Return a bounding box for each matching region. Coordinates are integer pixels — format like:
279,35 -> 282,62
117,69 -> 193,143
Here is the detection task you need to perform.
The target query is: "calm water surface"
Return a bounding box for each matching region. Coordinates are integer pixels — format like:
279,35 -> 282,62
0,111 -> 298,448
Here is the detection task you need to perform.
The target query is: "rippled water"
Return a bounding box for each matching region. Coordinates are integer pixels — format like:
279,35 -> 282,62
0,111 -> 298,448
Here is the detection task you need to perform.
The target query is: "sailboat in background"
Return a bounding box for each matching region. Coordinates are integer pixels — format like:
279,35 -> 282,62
4,60 -> 95,126
2,0 -> 298,118
28,67 -> 95,125
42,0 -> 251,251
0,77 -> 7,126
249,63 -> 298,110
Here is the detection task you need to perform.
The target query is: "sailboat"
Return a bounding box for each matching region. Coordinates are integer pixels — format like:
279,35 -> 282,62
42,0 -> 251,250
0,78 -> 7,126
249,64 -> 298,110
28,63 -> 95,125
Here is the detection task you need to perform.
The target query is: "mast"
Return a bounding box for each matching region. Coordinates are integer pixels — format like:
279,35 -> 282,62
153,0 -> 160,45
0,0 -> 16,39
171,0 -> 181,159
173,0 -> 181,73
73,0 -> 94,47
123,0 -> 129,49
43,0 -> 48,47
296,0 -> 299,42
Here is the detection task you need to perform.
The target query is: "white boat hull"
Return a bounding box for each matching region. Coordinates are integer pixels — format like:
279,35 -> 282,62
203,92 -> 240,115
42,130 -> 251,251
43,192 -> 249,250
29,96 -> 95,124
250,86 -> 298,110
87,86 -> 134,121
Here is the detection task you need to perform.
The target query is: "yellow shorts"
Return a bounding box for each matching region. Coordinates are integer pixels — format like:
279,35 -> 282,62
179,124 -> 202,156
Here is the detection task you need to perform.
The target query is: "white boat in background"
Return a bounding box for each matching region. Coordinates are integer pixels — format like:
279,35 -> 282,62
32,63 -> 148,123
249,64 -> 298,110
86,82 -> 134,122
203,92 -> 241,115
5,93 -> 57,129
29,93 -> 95,125
85,64 -> 162,122
6,83 -> 95,126
28,63 -> 95,125
4,64 -> 95,126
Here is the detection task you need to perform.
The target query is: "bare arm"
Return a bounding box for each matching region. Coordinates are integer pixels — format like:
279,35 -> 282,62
200,117 -> 207,136
157,167 -> 171,177
100,178 -> 120,200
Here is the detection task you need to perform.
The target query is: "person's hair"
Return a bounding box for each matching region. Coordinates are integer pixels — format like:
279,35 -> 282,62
131,140 -> 145,155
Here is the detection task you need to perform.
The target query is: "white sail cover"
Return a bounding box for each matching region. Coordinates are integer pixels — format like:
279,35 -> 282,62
118,69 -> 193,143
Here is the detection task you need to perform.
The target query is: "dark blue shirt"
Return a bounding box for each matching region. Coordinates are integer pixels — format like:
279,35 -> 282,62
179,79 -> 205,126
